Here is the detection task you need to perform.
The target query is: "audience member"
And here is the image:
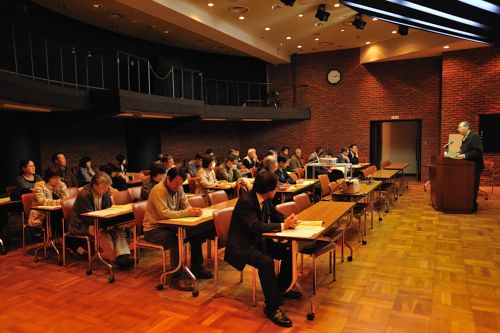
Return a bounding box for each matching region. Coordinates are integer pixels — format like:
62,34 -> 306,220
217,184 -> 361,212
140,164 -> 166,201
289,148 -> 304,170
348,144 -> 359,164
215,154 -> 242,182
243,148 -> 259,169
77,156 -> 95,186
52,152 -> 78,187
187,153 -> 203,178
12,159 -> 42,200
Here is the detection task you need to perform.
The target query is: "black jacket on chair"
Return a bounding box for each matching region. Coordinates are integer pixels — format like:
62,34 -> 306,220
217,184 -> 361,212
460,132 -> 484,170
225,190 -> 283,271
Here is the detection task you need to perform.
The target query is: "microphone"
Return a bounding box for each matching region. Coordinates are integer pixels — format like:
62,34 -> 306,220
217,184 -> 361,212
443,141 -> 454,148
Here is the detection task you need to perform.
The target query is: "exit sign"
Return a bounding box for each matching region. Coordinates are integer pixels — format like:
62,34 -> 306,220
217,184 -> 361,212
391,115 -> 400,119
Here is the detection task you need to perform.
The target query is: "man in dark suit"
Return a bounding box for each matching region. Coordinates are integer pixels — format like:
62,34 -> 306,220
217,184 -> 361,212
225,171 -> 299,327
457,121 -> 484,211
276,155 -> 296,184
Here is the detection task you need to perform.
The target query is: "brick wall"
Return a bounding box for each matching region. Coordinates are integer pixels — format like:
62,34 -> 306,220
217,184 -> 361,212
441,47 -> 500,184
265,48 -> 442,180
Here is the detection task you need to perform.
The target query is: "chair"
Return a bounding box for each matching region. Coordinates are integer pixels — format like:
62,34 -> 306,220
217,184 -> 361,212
479,161 -> 494,199
67,187 -> 80,198
208,190 -> 229,205
336,179 -> 370,245
188,178 -> 198,193
5,185 -> 16,198
128,186 -> 142,202
132,201 -> 169,290
61,197 -> 92,266
358,156 -> 368,163
21,193 -> 47,261
276,201 -> 340,295
188,195 -> 207,208
289,173 -> 299,181
381,160 -> 391,169
318,174 -> 331,200
293,193 -> 312,212
295,167 -> 305,179
111,190 -> 132,205
213,207 -> 256,305
250,167 -> 258,178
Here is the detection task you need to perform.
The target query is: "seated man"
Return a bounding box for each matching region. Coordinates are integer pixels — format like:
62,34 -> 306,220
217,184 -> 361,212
68,172 -> 133,269
288,148 -> 304,171
243,148 -> 259,169
225,171 -> 299,328
337,147 -> 351,163
307,146 -> 323,163
143,167 -> 213,291
276,155 -> 301,185
215,154 -> 242,182
52,151 -> 79,188
140,164 -> 166,201
259,155 -> 278,173
348,144 -> 359,164
187,153 -> 203,178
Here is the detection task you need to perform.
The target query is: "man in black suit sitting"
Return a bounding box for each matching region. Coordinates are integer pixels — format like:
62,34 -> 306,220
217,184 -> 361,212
225,171 -> 300,327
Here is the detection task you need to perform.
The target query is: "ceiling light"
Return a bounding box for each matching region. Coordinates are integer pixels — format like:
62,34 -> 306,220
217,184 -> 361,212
238,16 -> 245,20
366,41 -> 371,44
1,103 -> 51,112
315,37 -> 320,41
109,13 -> 124,19
334,3 -> 341,7
340,29 -> 345,32
352,14 -> 366,29
265,27 -> 271,31
297,45 -> 302,48
392,30 -> 397,33
315,4 -> 331,22
286,36 -> 292,39
147,25 -> 156,29
271,4 -> 282,9
207,2 -> 214,7
280,0 -> 296,7
443,45 -> 450,49
229,6 -> 248,13
163,30 -> 169,34
298,13 -> 303,17
372,17 -> 378,21
397,24 -> 409,35
92,4 -> 104,9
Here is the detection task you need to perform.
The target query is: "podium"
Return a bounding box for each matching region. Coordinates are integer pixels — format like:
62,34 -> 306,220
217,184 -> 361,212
430,155 -> 474,213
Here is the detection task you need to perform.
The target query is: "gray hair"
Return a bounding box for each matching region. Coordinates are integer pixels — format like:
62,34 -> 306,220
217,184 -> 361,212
91,171 -> 112,186
261,156 -> 277,171
460,121 -> 471,129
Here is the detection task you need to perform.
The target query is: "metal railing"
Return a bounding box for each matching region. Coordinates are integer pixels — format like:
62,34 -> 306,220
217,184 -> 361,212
0,20 -> 107,91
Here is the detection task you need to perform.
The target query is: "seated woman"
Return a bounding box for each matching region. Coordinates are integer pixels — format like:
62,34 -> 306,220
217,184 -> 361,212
100,162 -> 128,191
140,164 -> 166,201
68,172 -> 133,269
77,156 -> 96,186
28,166 -> 69,227
12,159 -> 42,200
196,154 -> 225,194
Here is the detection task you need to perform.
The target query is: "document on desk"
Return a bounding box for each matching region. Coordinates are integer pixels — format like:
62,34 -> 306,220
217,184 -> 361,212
85,204 -> 132,217
301,180 -> 315,185
276,225 -> 325,238
171,208 -> 218,223
33,205 -> 61,210
298,220 -> 323,227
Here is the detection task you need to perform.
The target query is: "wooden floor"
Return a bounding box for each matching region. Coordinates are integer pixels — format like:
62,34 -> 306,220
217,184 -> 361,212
1,181 -> 499,333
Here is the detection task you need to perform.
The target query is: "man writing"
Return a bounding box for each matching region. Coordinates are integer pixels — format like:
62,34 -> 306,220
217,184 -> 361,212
225,171 -> 300,327
456,121 -> 484,212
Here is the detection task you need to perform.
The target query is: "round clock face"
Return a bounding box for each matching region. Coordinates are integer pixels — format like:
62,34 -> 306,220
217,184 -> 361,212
327,70 -> 341,84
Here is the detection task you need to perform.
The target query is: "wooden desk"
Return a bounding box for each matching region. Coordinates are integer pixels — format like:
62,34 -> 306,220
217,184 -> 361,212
82,203 -> 134,283
30,205 -> 63,264
263,201 -> 355,321
352,163 -> 371,170
372,169 -> 399,180
276,179 -> 318,202
384,163 -> 410,193
158,198 -> 239,296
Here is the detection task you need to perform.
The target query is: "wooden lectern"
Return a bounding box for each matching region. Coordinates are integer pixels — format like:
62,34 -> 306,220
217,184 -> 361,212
430,155 -> 474,213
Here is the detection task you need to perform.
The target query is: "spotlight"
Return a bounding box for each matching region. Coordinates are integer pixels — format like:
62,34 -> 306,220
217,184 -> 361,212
397,25 -> 409,35
280,0 -> 295,6
352,14 -> 366,30
315,4 -> 331,22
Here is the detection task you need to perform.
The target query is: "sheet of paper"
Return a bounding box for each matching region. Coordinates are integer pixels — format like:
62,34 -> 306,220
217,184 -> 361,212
275,225 -> 324,238
298,220 -> 323,227
169,207 -> 218,223
85,204 -> 132,217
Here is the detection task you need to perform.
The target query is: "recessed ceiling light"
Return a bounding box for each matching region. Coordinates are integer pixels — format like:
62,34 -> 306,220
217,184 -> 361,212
372,17 -> 378,21
229,6 -> 248,13
265,27 -> 271,31
297,45 -> 302,48
271,4 -> 282,10
109,13 -> 124,19
298,13 -> 303,17
334,3 -> 341,7
286,36 -> 292,40
92,4 -> 104,9
208,2 -> 214,7
340,29 -> 345,32
443,45 -> 450,49
314,37 -> 320,41
392,30 -> 397,34
366,41 -> 371,44
239,16 -> 245,20
163,30 -> 169,34
147,25 -> 156,29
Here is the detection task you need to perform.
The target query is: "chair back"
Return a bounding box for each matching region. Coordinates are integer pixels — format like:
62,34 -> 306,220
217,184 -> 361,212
188,178 -> 198,193
484,161 -> 493,172
329,181 -> 339,195
61,197 -> 76,222
208,190 -> 229,205
213,207 -> 234,248
132,201 -> 147,230
6,185 -> 16,197
362,167 -> 372,179
67,187 -> 80,198
250,167 -> 258,178
188,195 -> 207,208
293,193 -> 311,212
295,167 -> 305,179
318,174 -> 330,196
358,156 -> 368,163
111,190 -> 132,205
381,160 -> 391,168
21,193 -> 34,219
128,186 -> 142,201
290,173 -> 298,181
276,202 -> 299,217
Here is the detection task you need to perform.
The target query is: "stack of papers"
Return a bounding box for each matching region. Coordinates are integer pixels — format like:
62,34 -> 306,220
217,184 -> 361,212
86,204 -> 132,217
276,225 -> 324,238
